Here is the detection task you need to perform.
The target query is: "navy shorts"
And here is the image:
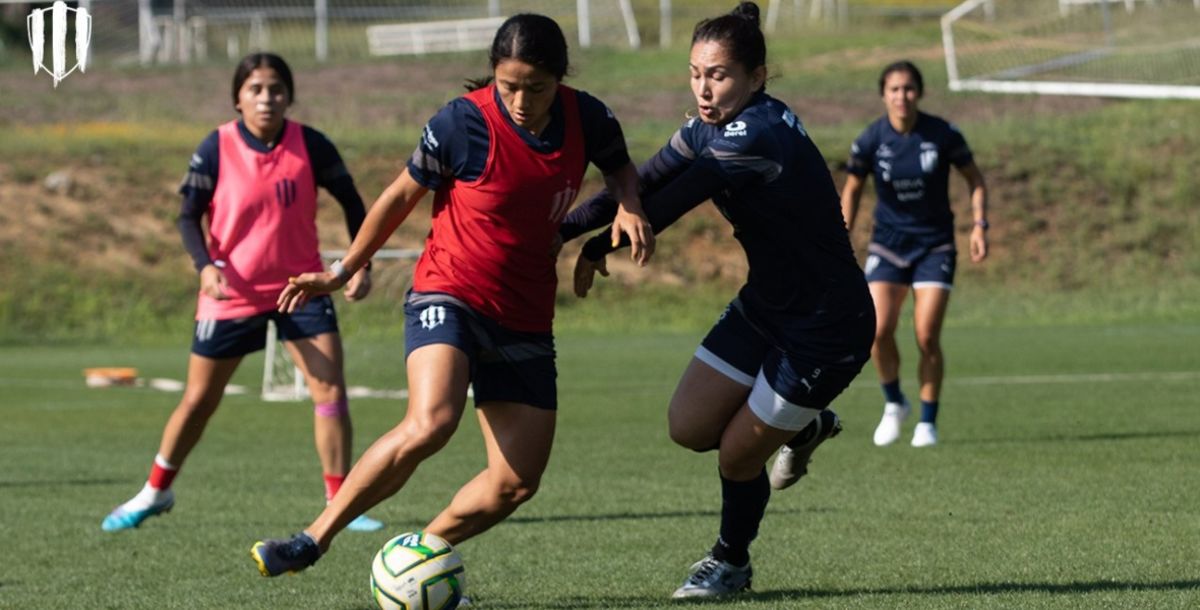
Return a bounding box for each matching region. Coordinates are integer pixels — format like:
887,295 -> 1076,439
696,299 -> 871,431
404,292 -> 557,411
864,242 -> 956,290
191,295 -> 338,359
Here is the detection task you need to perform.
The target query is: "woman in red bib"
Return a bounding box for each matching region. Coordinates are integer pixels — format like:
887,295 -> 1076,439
252,14 -> 652,582
102,53 -> 382,533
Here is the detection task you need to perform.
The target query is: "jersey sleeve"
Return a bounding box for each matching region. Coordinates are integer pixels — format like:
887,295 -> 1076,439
576,90 -> 631,174
846,125 -> 875,177
692,119 -> 782,190
406,99 -> 486,191
945,123 -> 974,168
303,126 -> 367,240
177,131 -> 219,272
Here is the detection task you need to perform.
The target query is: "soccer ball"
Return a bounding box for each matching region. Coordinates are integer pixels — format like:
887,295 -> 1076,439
371,530 -> 467,610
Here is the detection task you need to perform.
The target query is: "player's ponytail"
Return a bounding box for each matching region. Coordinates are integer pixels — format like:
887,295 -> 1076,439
692,2 -> 767,91
465,13 -> 570,91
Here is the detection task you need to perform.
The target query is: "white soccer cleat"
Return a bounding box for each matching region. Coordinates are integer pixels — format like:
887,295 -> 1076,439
872,400 -> 911,447
769,410 -> 842,490
911,422 -> 938,447
671,555 -> 752,598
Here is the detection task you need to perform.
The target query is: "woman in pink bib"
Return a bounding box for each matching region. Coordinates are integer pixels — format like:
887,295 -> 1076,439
251,15 -> 653,590
101,53 -> 383,534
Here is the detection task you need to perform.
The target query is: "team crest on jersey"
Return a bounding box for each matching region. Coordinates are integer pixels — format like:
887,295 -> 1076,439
548,182 -> 578,222
723,121 -> 748,137
420,305 -> 447,330
876,144 -> 893,159
920,149 -> 939,173
275,178 -> 297,208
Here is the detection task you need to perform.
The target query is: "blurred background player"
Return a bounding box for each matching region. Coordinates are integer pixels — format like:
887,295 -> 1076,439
250,14 -> 652,583
565,2 -> 873,598
842,60 -> 990,448
101,53 -> 382,533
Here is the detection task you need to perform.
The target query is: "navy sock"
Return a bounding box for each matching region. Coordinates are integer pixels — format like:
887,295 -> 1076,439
882,380 -> 905,404
713,469 -> 769,567
920,400 -> 939,423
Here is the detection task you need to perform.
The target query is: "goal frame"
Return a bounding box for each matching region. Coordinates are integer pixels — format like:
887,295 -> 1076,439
941,0 -> 1200,99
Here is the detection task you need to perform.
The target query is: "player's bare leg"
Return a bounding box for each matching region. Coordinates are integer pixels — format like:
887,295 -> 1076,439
869,281 -> 912,446
424,401 -> 555,544
102,354 -> 241,531
252,344 -> 469,576
287,332 -> 381,531
911,286 -> 951,447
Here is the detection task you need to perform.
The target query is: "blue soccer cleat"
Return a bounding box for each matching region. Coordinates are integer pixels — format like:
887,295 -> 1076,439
101,490 -> 175,532
251,532 -> 321,577
346,513 -> 385,532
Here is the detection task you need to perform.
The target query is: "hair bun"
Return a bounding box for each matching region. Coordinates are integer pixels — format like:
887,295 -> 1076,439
731,1 -> 761,27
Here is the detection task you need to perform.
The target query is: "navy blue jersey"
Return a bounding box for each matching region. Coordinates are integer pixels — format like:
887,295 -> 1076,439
406,86 -> 630,190
846,112 -> 973,245
176,120 -> 366,271
568,92 -> 871,351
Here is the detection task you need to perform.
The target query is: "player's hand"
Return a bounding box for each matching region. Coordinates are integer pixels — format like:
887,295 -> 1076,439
200,264 -> 230,300
343,266 -> 372,302
278,271 -> 341,313
573,253 -> 609,298
610,204 -> 654,267
970,225 -> 988,263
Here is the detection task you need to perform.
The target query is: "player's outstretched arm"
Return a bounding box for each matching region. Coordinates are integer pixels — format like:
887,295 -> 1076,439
279,169 -> 429,312
602,161 -> 654,267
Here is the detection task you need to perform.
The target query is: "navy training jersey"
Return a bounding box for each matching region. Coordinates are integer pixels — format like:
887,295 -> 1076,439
666,92 -> 870,339
846,112 -> 973,244
406,86 -> 630,190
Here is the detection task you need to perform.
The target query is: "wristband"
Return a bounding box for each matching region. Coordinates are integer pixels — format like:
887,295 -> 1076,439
329,259 -> 353,283
974,219 -> 989,230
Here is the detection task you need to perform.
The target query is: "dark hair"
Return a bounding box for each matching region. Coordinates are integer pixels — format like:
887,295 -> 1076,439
465,14 -> 569,91
692,2 -> 767,85
231,53 -> 295,108
878,60 -> 924,97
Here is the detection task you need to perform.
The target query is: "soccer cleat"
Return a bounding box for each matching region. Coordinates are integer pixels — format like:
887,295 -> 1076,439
251,532 -> 321,577
769,409 -> 843,490
671,555 -> 752,598
872,400 -> 911,447
346,514 -> 385,532
101,489 -> 175,531
911,422 -> 938,447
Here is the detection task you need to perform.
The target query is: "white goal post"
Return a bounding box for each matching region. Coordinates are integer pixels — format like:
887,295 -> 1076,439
942,0 -> 1200,99
261,248 -> 420,402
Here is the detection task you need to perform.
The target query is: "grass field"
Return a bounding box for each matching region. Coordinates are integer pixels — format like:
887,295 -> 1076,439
3,319 -> 1198,609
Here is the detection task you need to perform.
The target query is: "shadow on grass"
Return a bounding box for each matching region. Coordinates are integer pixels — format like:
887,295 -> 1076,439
0,477 -> 126,488
470,579 -> 1200,608
505,506 -> 830,525
955,429 -> 1200,445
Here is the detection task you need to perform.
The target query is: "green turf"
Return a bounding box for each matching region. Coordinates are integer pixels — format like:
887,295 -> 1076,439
2,321 -> 1198,609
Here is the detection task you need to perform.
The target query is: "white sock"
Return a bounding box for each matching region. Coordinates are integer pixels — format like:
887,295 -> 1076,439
124,482 -> 170,511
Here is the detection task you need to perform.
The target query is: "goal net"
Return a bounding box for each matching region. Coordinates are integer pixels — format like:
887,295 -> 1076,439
942,0 -> 1200,99
260,248 -> 419,402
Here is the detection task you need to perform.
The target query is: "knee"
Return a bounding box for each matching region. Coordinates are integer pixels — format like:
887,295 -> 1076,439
493,475 -> 540,508
916,333 -> 942,357
667,414 -> 718,452
396,411 -> 459,458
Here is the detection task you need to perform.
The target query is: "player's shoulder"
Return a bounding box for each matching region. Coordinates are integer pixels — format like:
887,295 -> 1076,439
190,129 -> 221,170
917,112 -> 962,137
299,123 -> 337,150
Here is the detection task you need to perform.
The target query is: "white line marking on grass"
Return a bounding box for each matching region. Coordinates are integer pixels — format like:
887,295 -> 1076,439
848,370 -> 1200,389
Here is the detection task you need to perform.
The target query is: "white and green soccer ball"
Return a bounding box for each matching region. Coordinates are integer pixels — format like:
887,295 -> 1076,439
371,530 -> 467,610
